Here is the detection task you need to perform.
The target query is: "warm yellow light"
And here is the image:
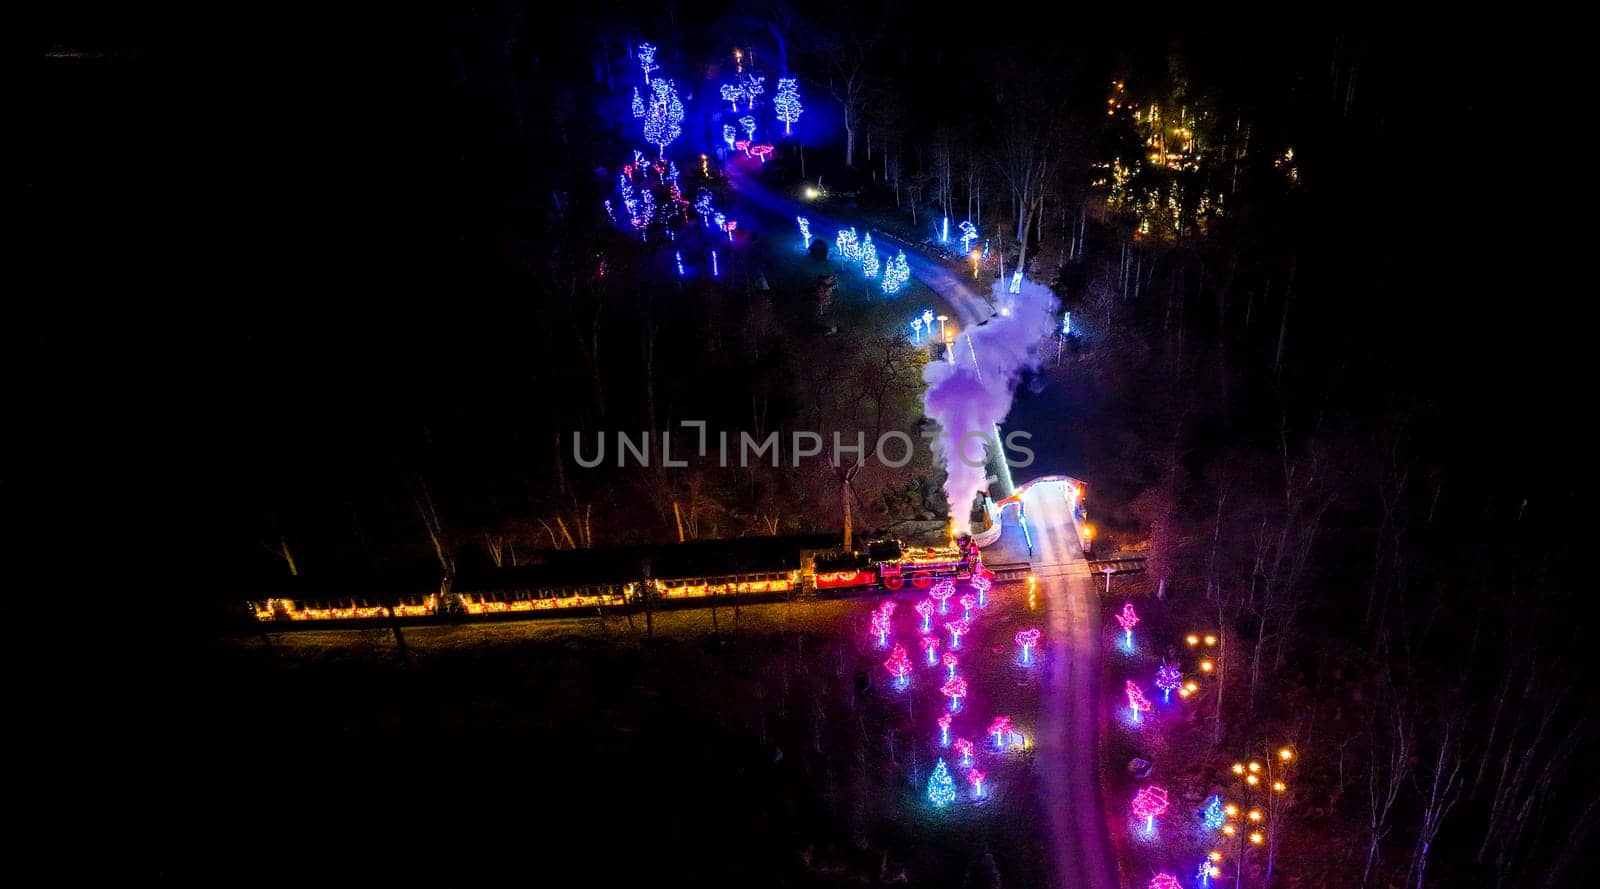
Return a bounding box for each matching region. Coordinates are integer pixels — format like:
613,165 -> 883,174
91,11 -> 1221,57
804,187 -> 818,199
1082,524 -> 1094,539
1223,804 -> 1238,816
1178,689 -> 1191,698
1273,781 -> 1286,793
1246,775 -> 1260,786
1208,866 -> 1221,878
1248,762 -> 1262,773
1249,831 -> 1265,845
1222,825 -> 1237,836
1248,810 -> 1263,822
1204,634 -> 1217,646
1278,748 -> 1294,762
1200,660 -> 1214,672
1209,851 -> 1223,862
1186,634 -> 1199,645
1185,681 -> 1199,692
1231,763 -> 1245,775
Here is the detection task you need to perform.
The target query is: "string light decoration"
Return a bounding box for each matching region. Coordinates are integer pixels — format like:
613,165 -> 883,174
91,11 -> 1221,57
945,618 -> 971,650
643,79 -> 684,158
750,144 -> 774,163
739,115 -> 758,142
958,220 -> 979,253
695,189 -> 714,226
869,609 -> 890,648
930,579 -> 955,613
710,249 -> 718,277
773,77 -> 803,133
1131,785 -> 1170,833
1115,602 -> 1140,649
914,596 -> 935,631
941,676 -> 968,712
928,759 -> 957,808
937,713 -> 952,746
720,83 -> 743,112
796,216 -> 812,248
953,737 -> 974,767
988,716 -> 1013,750
603,199 -> 615,222
674,251 -> 685,276
835,228 -> 860,262
1015,628 -> 1041,664
920,634 -> 940,665
1197,853 -> 1223,886
884,644 -> 912,689
972,573 -> 992,607
959,593 -> 977,621
722,124 -> 737,150
636,42 -> 658,85
1125,680 -> 1152,722
860,233 -> 879,277
740,73 -> 765,110
722,218 -> 738,241
1155,663 -> 1182,701
878,601 -> 897,618
1148,873 -> 1182,889
881,252 -> 910,294
968,768 -> 987,799
1203,795 -> 1226,831
942,651 -> 959,680
631,87 -> 646,118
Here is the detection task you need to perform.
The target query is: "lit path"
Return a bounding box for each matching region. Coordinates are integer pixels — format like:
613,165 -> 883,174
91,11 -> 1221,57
724,165 -> 996,328
991,481 -> 1119,889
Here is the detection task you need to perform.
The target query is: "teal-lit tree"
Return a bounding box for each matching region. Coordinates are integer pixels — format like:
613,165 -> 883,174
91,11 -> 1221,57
927,758 -> 957,807
773,77 -> 803,134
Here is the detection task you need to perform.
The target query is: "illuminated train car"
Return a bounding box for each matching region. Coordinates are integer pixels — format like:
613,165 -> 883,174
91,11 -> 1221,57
812,536 -> 986,595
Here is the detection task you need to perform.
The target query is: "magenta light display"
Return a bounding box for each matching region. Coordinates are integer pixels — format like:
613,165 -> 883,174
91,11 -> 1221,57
959,593 -> 976,621
1126,681 -> 1152,722
930,579 -> 956,614
1155,662 -> 1182,701
967,768 -> 987,799
945,618 -> 971,650
941,676 -> 968,712
1115,602 -> 1140,649
1148,874 -> 1182,889
750,143 -> 774,163
915,599 -> 935,632
971,574 -> 992,607
884,644 -> 912,689
953,737 -> 974,767
942,651 -> 959,679
869,610 -> 890,648
920,634 -> 941,665
1015,627 -> 1041,664
937,713 -> 952,746
988,716 -> 1013,749
1131,785 -> 1170,833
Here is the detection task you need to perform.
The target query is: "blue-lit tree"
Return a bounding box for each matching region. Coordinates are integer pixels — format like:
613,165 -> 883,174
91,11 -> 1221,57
958,220 -> 979,253
927,758 -> 957,807
862,247 -> 880,279
643,79 -> 684,158
630,87 -> 645,118
694,189 -> 714,226
773,77 -> 803,134
739,115 -> 758,142
1202,794 -> 1226,831
636,42 -> 658,85
722,124 -> 737,151
740,73 -> 765,110
720,83 -> 743,112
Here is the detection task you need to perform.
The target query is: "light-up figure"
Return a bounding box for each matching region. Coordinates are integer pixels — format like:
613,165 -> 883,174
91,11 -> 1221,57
722,124 -> 737,150
740,73 -> 765,110
1132,785 -> 1170,834
930,579 -> 955,614
912,316 -> 924,343
953,737 -> 974,767
942,651 -> 959,680
630,87 -> 645,118
945,618 -> 970,650
636,42 -> 657,85
1126,680 -> 1152,723
720,83 -> 743,112
927,759 -> 956,808
796,216 -> 812,249
972,573 -> 992,607
713,212 -> 726,234
988,716 -> 1013,750
722,218 -> 738,242
967,768 -> 986,799
941,676 -> 967,712
959,593 -> 976,622
958,220 -> 979,253
1062,311 -> 1072,336
1009,269 -> 1023,294
694,189 -> 713,226
835,228 -> 859,262
920,634 -> 940,665
922,309 -> 935,336
739,115 -> 757,142
1015,627 -> 1041,664
884,644 -> 911,690
882,252 -> 910,294
937,713 -> 952,747
1155,663 -> 1182,701
1115,602 -> 1139,650
773,77 -> 803,133
915,599 -> 934,632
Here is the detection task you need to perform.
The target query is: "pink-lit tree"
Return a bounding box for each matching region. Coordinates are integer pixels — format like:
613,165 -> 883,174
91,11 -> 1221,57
877,600 -> 898,618
1125,681 -> 1152,722
953,737 -> 974,767
937,712 -> 952,746
988,716 -> 1014,749
941,676 -> 968,712
1131,785 -> 1170,833
1115,601 -> 1139,649
920,634 -> 941,666
884,644 -> 912,689
1154,662 -> 1182,701
971,574 -> 993,607
967,768 -> 987,799
1015,627 -> 1041,664
869,610 -> 890,648
942,651 -> 959,680
945,618 -> 971,650
915,599 -> 935,632
930,579 -> 956,614
958,593 -> 976,621
750,144 -> 774,164
1148,873 -> 1182,889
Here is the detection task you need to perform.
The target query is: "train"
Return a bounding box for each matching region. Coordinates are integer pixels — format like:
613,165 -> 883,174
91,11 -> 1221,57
246,533 -> 991,625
